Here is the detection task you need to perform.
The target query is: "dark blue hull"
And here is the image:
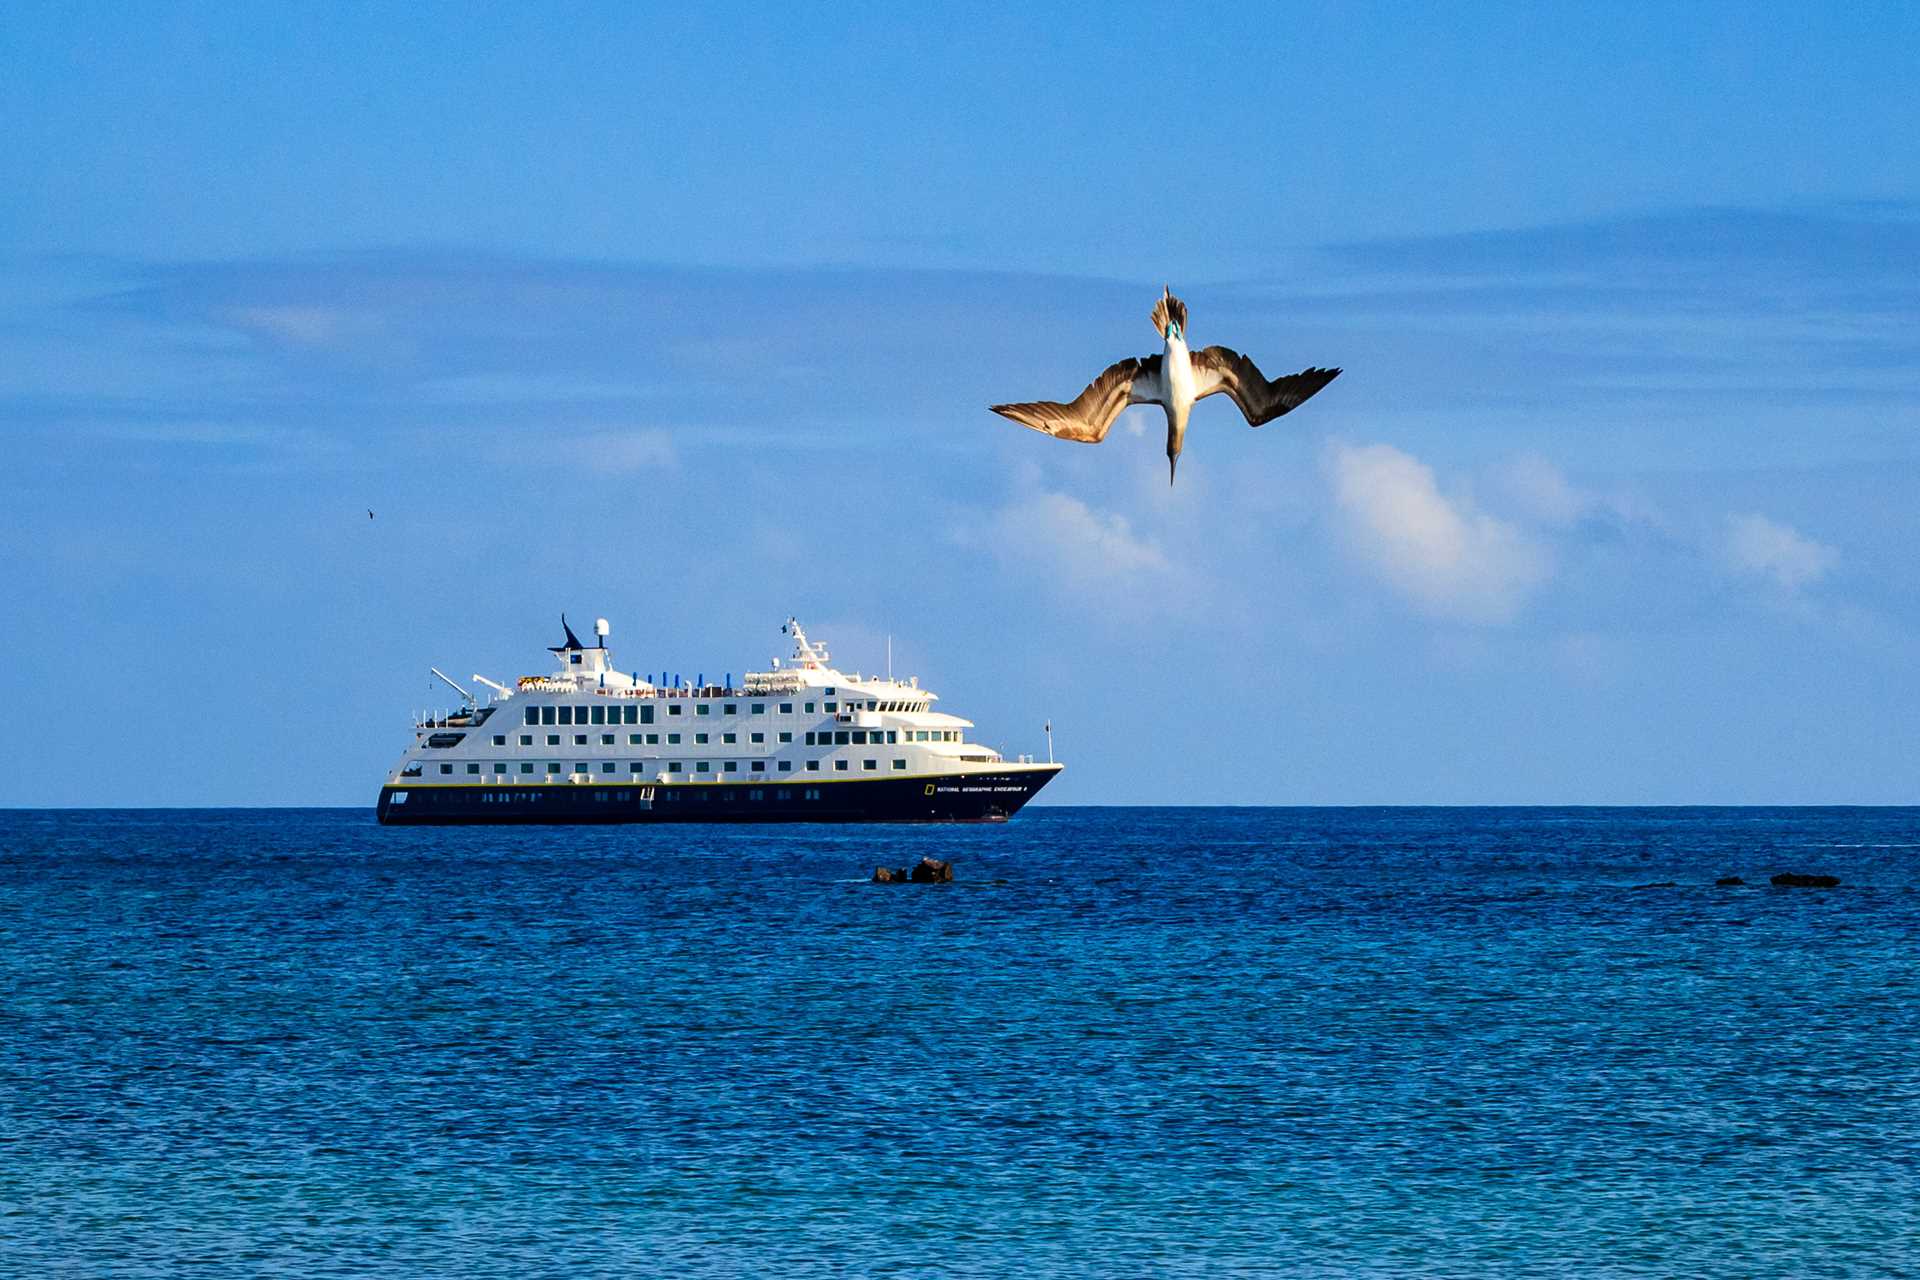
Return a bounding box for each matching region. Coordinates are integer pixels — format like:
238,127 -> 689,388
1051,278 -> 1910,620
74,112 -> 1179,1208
375,766 -> 1061,825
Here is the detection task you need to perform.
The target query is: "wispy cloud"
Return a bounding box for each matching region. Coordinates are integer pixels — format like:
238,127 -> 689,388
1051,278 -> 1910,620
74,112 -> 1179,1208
1722,512 -> 1837,591
1329,441 -> 1550,624
960,488 -> 1169,588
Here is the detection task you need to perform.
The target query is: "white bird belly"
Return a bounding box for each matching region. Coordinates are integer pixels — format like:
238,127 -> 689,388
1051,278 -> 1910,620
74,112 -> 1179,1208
1163,339 -> 1197,415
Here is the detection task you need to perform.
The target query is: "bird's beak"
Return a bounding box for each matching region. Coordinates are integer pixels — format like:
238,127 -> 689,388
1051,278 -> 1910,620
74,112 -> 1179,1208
1168,454 -> 1178,485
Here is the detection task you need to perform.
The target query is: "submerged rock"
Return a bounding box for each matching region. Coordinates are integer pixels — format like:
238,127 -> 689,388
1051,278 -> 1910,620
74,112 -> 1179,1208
1716,876 -> 1746,886
910,857 -> 954,883
873,866 -> 907,883
1770,872 -> 1841,888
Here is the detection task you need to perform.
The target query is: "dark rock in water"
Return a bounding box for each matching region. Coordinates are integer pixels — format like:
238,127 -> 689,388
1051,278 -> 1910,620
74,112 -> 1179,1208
1633,881 -> 1678,889
1716,876 -> 1746,886
873,866 -> 908,883
910,857 -> 954,883
1771,872 -> 1841,888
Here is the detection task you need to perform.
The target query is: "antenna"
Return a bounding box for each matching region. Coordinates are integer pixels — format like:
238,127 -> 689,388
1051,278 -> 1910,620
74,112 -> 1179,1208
1045,720 -> 1054,764
887,635 -> 893,682
431,667 -> 475,706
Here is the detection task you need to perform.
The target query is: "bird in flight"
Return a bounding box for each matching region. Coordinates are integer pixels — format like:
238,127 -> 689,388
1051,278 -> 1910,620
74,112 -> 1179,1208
990,288 -> 1340,483
367,509 -> 375,520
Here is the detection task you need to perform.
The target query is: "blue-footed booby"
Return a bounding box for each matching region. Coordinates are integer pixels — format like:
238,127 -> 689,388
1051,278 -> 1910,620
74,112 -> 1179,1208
990,288 -> 1341,483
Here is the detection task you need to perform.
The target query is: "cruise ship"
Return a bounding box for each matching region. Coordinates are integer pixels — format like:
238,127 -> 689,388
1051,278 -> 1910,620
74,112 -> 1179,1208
376,616 -> 1063,824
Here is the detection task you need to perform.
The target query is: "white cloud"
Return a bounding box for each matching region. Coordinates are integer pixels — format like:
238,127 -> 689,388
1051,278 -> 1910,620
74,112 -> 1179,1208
491,428 -> 676,473
1488,451 -> 1590,526
226,305 -> 356,347
1329,442 -> 1550,624
577,429 -> 676,473
965,490 -> 1169,584
1722,512 -> 1835,591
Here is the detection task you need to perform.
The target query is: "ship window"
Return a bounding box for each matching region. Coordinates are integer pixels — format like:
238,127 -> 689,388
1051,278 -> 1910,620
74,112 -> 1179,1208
851,731 -> 867,745
777,731 -> 791,743
426,732 -> 466,748
640,705 -> 654,724
492,734 -> 506,746
751,761 -> 765,773
805,788 -> 820,800
559,706 -> 573,726
546,734 -> 559,746
723,732 -> 737,745
547,762 -> 562,774
868,701 -> 877,711
647,733 -> 659,745
669,733 -> 681,744
697,761 -> 710,773
749,789 -> 763,801
724,704 -> 737,715
668,704 -> 682,716
894,759 -> 907,769
725,762 -> 739,773
495,762 -> 508,772
751,732 -> 765,744
524,707 -> 539,726
439,763 -> 453,774
697,704 -> 710,716
887,731 -> 898,744
834,731 -> 850,745
468,763 -> 481,774
863,759 -> 877,771
570,653 -> 582,665
804,702 -> 815,713
602,762 -> 616,774
806,761 -> 820,771
623,705 -> 637,725
752,703 -> 765,714
669,762 -> 682,773
519,734 -> 532,746
630,762 -> 644,773
835,760 -> 849,771
574,734 -> 587,746
824,701 -> 837,713
541,706 -> 556,725
696,732 -> 709,745
629,734 -> 642,745
825,688 -> 835,696
780,703 -> 792,714
576,763 -> 589,774
778,761 -> 792,772
804,732 -> 815,746
777,789 -> 790,800
521,763 -> 535,774
590,705 -> 605,725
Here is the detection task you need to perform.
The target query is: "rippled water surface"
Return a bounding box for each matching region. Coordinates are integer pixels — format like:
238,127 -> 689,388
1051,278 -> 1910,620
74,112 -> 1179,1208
4,807 -> 1919,1277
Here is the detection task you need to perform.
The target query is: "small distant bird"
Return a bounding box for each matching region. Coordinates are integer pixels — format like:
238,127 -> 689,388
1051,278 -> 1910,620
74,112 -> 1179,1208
990,287 -> 1341,483
367,509 -> 375,520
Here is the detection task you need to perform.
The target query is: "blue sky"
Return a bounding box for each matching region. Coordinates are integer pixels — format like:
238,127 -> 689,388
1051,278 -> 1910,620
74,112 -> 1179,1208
2,2 -> 1916,805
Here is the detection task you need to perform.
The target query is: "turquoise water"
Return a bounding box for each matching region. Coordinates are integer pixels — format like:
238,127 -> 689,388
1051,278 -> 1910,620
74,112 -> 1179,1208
3,807 -> 1917,1276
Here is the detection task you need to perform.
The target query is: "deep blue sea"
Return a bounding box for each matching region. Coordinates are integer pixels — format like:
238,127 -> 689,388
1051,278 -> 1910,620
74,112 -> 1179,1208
3,807 -> 1918,1277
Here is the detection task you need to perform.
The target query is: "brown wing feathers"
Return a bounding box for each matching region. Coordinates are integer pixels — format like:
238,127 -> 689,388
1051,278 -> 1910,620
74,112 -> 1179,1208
989,355 -> 1158,444
1192,346 -> 1341,427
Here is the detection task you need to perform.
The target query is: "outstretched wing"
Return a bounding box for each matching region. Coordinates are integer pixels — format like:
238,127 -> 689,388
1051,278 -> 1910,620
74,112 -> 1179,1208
1190,347 -> 1341,426
990,355 -> 1164,443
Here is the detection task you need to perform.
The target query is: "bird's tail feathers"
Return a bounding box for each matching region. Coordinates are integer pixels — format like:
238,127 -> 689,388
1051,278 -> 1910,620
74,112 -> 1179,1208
1149,287 -> 1188,338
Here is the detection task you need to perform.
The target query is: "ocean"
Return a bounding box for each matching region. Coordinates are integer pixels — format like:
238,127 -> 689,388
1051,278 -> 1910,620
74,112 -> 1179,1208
3,806 -> 1917,1277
